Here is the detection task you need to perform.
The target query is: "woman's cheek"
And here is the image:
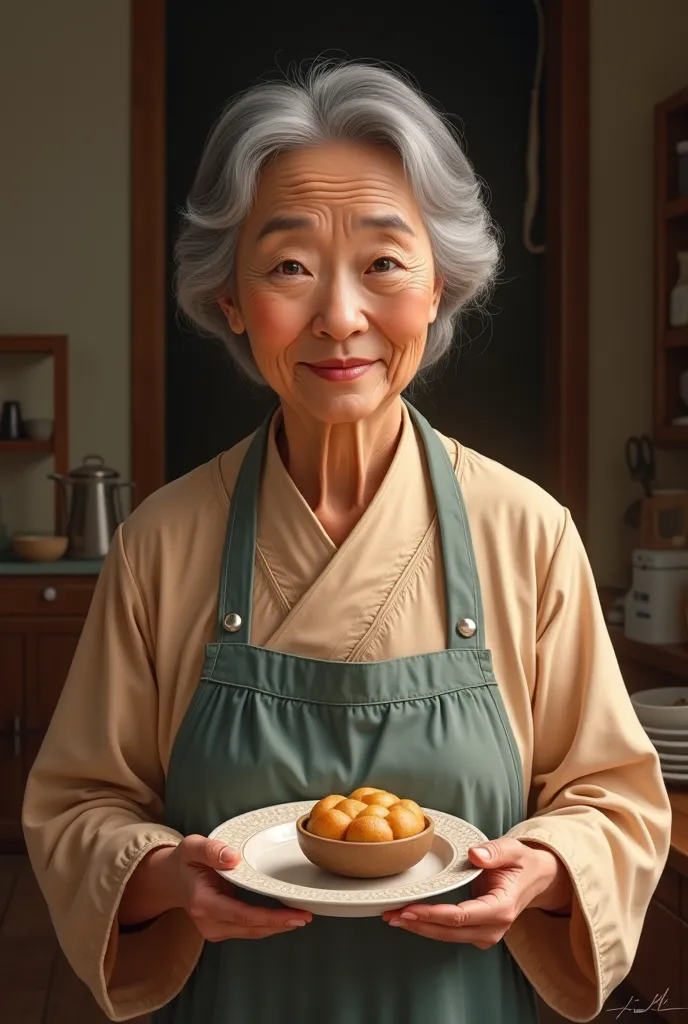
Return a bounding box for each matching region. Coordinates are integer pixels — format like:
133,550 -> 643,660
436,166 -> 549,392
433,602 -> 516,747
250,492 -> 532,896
382,290 -> 434,355
245,293 -> 304,361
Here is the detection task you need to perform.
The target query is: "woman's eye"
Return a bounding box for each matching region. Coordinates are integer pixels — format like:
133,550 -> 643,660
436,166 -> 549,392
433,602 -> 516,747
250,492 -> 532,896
273,260 -> 304,276
369,257 -> 401,273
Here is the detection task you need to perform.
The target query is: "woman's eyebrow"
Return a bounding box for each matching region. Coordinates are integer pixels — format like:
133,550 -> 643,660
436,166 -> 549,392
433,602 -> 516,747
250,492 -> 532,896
355,213 -> 416,237
256,214 -> 313,240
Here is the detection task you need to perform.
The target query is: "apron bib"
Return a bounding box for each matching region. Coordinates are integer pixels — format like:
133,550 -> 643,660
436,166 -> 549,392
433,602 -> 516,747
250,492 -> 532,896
155,402 -> 539,1024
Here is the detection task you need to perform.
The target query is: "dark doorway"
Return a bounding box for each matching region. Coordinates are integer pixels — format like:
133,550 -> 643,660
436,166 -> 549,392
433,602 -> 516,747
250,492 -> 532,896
164,2 -> 545,485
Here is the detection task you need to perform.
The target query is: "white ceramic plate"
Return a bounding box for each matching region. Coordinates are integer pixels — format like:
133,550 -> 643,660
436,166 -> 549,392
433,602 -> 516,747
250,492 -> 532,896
662,771 -> 688,785
644,724 -> 688,741
632,687 -> 688,730
658,750 -> 688,764
208,800 -> 487,918
650,736 -> 688,754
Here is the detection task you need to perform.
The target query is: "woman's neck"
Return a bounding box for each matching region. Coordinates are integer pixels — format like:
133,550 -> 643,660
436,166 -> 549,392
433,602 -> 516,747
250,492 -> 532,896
277,399 -> 404,545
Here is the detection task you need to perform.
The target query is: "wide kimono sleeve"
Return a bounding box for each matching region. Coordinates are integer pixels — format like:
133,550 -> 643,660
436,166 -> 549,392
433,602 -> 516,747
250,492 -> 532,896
502,508 -> 673,1022
21,525 -> 205,1021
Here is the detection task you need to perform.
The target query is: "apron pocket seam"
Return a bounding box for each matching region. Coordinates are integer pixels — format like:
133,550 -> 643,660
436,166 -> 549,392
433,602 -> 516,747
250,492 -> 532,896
198,675 -> 499,708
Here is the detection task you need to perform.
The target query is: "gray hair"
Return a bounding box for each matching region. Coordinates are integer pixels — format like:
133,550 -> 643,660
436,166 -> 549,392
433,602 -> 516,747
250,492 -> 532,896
174,59 -> 500,385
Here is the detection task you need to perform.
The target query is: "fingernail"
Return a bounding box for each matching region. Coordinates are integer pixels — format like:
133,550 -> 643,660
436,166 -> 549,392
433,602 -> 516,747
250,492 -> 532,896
388,918 -> 402,927
219,849 -> 233,864
474,846 -> 491,861
400,912 -> 418,921
286,919 -> 307,927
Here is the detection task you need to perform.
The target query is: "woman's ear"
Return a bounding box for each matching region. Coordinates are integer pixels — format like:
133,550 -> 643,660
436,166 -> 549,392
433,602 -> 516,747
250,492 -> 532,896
218,295 -> 246,335
429,275 -> 444,324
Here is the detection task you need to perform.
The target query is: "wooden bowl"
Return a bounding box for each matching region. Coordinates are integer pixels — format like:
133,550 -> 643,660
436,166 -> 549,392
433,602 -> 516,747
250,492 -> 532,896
12,533 -> 68,562
296,813 -> 435,878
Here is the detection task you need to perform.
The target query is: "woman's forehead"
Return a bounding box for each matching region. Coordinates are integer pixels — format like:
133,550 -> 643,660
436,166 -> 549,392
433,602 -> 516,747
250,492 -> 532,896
246,143 -> 422,232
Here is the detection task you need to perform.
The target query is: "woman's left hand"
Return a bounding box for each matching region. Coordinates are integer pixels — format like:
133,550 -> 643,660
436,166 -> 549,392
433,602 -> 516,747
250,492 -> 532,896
381,837 -> 573,947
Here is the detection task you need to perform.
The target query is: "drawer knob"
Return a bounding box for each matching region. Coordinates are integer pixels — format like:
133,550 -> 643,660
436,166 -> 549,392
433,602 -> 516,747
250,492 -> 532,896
42,587 -> 58,602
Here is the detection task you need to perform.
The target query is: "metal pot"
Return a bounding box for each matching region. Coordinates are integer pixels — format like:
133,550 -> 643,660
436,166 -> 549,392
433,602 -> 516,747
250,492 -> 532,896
48,454 -> 135,559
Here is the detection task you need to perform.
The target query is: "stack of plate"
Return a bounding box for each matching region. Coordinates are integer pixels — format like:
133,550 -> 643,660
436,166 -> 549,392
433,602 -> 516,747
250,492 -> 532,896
631,687 -> 688,786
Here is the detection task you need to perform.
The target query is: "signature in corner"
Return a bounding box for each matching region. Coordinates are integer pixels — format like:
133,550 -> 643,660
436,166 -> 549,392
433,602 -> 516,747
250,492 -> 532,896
606,988 -> 688,1017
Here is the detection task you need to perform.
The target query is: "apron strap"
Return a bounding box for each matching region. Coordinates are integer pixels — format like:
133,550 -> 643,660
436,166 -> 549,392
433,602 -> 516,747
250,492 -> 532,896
214,409 -> 275,643
404,400 -> 486,651
216,400 -> 486,651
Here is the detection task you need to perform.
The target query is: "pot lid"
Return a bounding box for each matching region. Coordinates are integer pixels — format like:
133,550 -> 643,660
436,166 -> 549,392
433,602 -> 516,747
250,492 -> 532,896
68,454 -> 120,479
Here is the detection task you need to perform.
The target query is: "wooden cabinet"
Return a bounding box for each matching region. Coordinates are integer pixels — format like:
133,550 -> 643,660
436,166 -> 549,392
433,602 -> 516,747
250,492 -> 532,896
627,889 -> 685,1022
0,576 -> 96,851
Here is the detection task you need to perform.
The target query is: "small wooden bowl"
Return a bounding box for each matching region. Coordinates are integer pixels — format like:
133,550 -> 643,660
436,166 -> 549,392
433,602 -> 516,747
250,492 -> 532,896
296,813 -> 435,879
12,533 -> 68,562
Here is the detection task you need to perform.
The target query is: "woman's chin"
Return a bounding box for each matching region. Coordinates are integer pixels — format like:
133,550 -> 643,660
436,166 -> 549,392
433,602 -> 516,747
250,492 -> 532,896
293,389 -> 393,425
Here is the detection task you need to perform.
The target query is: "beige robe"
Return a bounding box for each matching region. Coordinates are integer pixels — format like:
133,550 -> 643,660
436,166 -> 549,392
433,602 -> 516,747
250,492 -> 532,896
21,404 -> 672,1022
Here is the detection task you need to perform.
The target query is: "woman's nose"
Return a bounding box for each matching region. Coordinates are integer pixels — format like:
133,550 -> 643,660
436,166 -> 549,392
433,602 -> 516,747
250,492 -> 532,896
312,276 -> 369,341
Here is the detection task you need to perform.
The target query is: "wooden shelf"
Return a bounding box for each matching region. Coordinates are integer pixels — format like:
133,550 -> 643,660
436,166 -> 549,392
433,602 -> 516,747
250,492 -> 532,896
664,326 -> 688,348
654,422 -> 688,444
667,195 -> 688,220
0,440 -> 53,454
0,334 -> 67,531
0,335 -> 65,356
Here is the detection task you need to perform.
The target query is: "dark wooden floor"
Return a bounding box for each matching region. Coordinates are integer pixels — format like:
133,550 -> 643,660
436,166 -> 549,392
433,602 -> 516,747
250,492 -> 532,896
0,855 -> 149,1023
0,855 -> 666,1023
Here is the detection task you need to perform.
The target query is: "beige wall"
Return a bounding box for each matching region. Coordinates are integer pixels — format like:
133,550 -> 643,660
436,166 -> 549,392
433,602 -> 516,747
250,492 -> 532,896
589,0 -> 688,586
0,0 -> 130,538
0,0 -> 686,573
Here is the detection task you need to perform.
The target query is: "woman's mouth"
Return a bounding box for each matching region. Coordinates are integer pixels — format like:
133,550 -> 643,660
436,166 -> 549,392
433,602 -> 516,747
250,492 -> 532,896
304,359 -> 378,382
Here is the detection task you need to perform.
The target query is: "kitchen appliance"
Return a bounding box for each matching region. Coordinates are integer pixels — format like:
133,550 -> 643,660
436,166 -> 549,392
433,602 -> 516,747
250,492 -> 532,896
624,548 -> 688,645
48,454 -> 134,558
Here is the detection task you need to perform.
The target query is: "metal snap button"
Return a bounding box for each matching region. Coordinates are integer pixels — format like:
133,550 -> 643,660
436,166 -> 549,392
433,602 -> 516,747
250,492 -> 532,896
223,612 -> 242,632
456,617 -> 477,638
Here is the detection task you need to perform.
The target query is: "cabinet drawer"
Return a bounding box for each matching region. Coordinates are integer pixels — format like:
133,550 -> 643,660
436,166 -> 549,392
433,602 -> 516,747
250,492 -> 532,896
0,579 -> 95,617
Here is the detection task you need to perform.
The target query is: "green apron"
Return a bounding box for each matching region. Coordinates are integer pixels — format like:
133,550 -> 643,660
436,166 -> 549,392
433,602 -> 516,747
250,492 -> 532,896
155,401 -> 540,1024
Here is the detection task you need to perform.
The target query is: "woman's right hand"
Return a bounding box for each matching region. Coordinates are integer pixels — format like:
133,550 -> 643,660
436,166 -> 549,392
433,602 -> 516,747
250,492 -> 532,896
118,835 -> 312,939
168,835 -> 312,940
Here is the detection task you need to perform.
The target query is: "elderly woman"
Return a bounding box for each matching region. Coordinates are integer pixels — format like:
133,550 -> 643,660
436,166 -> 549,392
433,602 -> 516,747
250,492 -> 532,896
23,60 -> 670,1024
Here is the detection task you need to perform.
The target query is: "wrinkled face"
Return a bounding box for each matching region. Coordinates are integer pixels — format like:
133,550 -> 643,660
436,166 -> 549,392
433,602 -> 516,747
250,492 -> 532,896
219,141 -> 442,424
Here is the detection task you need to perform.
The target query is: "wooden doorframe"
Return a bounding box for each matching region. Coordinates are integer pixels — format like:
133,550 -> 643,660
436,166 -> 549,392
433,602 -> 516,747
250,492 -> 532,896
543,0 -> 590,540
131,0 -> 166,506
130,0 -> 590,538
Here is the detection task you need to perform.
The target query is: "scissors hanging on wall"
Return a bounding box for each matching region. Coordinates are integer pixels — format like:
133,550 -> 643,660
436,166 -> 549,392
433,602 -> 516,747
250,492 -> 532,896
625,434 -> 655,497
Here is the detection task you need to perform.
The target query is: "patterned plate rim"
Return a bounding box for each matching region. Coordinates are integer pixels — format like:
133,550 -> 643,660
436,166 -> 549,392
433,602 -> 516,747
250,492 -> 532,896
209,801 -> 488,904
